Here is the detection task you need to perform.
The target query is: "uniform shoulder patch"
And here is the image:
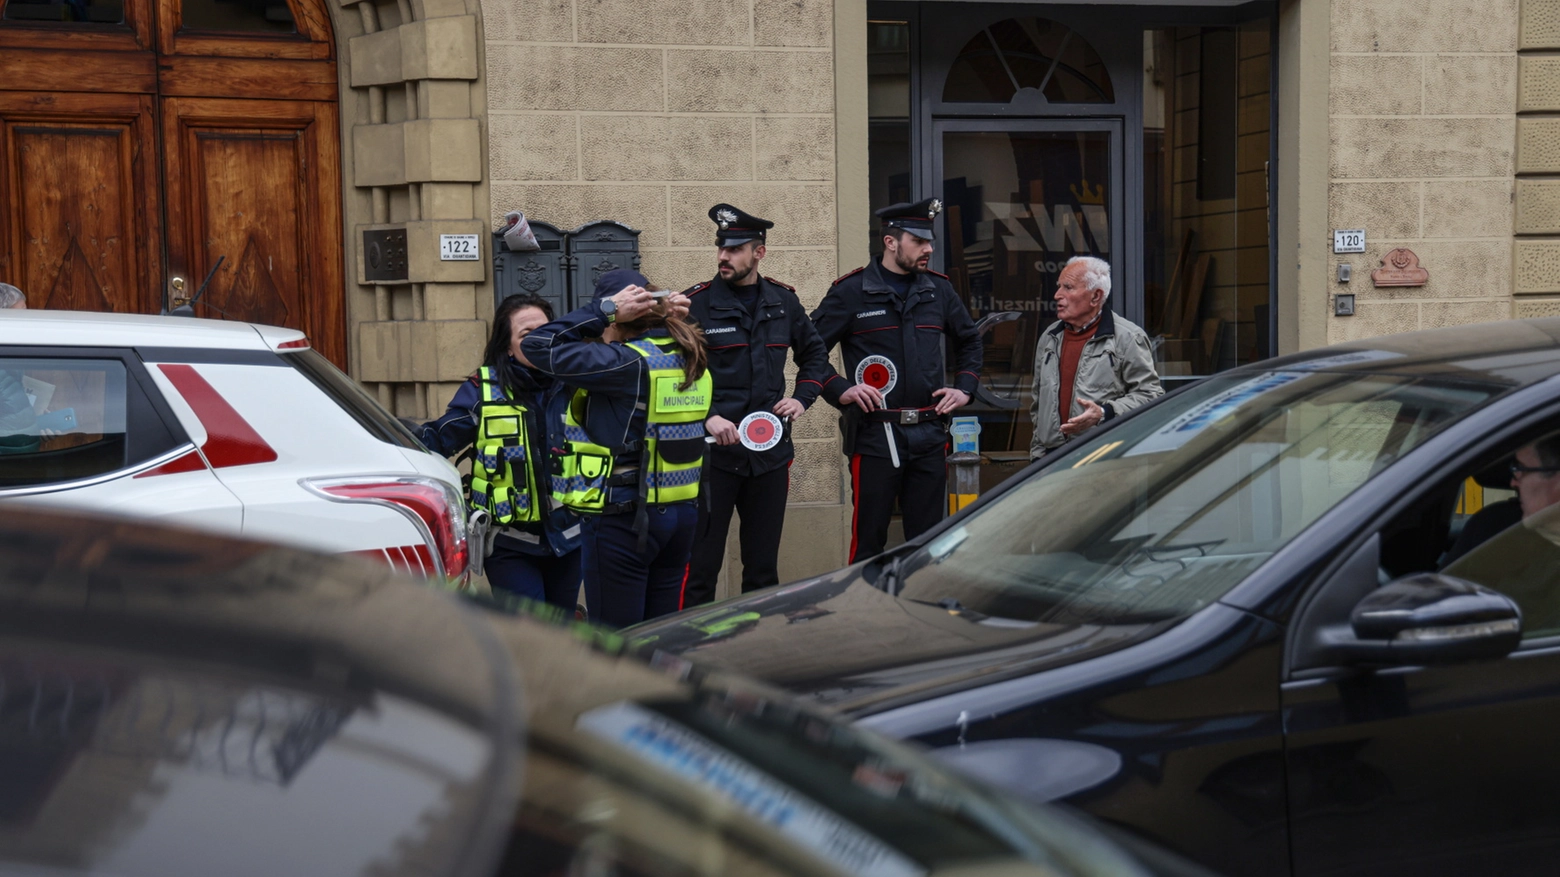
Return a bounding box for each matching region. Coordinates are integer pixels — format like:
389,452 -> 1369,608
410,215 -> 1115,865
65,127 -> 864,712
684,281 -> 711,296
766,277 -> 796,292
832,266 -> 866,286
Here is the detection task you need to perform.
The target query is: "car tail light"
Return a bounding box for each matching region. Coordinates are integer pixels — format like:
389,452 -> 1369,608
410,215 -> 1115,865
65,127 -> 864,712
276,338 -> 310,350
302,476 -> 470,582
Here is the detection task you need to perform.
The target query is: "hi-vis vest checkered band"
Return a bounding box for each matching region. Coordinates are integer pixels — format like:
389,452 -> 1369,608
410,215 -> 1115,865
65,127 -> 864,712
553,336 -> 712,513
631,336 -> 713,505
470,367 -> 540,526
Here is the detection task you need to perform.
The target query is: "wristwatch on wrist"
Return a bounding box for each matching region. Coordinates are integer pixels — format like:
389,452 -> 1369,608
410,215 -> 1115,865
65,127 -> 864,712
600,297 -> 618,323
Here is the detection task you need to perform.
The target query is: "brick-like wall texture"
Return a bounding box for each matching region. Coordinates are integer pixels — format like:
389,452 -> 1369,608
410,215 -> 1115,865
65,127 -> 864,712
481,0 -> 844,531
1326,0 -> 1519,342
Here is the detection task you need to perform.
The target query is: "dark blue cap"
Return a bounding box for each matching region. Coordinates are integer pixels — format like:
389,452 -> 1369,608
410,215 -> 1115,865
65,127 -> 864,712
592,268 -> 649,302
709,203 -> 773,247
877,197 -> 943,240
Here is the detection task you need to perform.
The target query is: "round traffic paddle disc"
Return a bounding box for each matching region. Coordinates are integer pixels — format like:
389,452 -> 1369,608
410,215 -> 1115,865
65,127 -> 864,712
738,411 -> 784,452
855,355 -> 898,395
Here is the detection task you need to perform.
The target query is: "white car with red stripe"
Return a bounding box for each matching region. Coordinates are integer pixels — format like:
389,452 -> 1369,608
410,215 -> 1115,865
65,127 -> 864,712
0,310 -> 473,581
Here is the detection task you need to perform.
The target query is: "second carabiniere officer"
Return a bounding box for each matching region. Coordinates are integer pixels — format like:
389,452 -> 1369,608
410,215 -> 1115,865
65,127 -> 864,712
680,204 -> 833,607
811,198 -> 983,563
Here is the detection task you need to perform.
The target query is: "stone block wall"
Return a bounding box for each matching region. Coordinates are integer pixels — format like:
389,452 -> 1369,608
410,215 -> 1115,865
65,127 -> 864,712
1326,0 -> 1518,341
1514,0 -> 1560,315
340,0 -> 493,420
482,0 -> 850,588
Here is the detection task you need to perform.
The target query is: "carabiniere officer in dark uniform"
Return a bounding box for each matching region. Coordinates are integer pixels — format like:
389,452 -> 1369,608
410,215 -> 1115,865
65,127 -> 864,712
681,203 -> 833,606
811,197 -> 983,563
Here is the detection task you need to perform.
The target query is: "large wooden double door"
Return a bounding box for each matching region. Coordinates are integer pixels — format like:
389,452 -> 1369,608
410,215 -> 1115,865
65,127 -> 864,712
0,0 -> 345,365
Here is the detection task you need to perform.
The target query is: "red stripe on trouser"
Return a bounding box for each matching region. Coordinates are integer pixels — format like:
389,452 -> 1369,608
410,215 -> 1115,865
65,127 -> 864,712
678,563 -> 691,610
848,454 -> 862,563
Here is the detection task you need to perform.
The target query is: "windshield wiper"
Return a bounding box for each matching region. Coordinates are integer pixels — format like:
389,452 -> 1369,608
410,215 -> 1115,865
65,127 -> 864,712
875,554 -> 907,596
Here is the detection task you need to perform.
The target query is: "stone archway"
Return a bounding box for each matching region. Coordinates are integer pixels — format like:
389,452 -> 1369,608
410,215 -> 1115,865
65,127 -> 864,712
323,0 -> 491,415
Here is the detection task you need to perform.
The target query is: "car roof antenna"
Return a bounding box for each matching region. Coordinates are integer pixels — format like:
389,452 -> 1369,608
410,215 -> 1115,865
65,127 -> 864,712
169,256 -> 229,318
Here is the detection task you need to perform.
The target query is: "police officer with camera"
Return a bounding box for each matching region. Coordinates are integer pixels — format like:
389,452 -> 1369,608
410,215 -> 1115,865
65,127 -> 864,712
811,198 -> 983,562
680,204 -> 833,607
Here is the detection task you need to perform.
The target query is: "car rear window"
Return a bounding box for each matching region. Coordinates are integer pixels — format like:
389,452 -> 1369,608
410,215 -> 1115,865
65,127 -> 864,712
283,349 -> 424,451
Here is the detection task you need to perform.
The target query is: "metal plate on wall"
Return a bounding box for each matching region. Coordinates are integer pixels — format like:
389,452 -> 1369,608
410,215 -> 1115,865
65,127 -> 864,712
363,228 -> 408,282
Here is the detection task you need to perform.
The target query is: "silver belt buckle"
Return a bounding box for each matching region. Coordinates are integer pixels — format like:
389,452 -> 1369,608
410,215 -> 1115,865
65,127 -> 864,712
900,409 -> 920,425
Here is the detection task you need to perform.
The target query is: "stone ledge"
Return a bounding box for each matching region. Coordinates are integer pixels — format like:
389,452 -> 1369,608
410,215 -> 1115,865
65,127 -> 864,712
1516,178 -> 1560,233
1519,55 -> 1560,111
357,317 -> 487,383
349,16 -> 478,87
353,119 -> 482,186
1514,237 -> 1560,292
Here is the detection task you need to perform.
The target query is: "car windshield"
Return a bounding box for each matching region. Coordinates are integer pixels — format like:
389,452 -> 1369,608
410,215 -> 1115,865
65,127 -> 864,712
894,368 -> 1498,626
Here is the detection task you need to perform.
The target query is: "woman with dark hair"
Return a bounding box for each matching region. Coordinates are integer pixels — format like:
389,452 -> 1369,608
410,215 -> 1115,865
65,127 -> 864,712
418,293 -> 582,608
521,269 -> 711,628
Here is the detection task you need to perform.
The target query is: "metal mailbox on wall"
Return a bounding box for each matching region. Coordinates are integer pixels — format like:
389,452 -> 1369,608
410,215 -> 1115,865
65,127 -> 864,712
492,219 -> 569,317
491,219 -> 642,316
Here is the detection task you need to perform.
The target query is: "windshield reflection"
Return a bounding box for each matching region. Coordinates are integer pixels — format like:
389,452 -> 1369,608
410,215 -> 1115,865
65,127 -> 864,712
896,370 -> 1496,626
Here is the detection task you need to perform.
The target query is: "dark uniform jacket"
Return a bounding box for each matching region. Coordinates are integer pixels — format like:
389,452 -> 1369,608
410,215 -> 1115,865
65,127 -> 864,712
417,362 -> 582,557
520,302 -> 682,474
811,260 -> 983,459
684,274 -> 832,476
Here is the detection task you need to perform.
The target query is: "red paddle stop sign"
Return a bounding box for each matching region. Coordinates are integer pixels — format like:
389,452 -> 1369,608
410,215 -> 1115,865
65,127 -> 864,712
854,355 -> 898,394
738,411 -> 784,452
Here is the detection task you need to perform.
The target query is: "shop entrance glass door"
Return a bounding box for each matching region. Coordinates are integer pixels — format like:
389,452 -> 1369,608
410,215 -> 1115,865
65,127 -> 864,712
935,120 -> 1122,489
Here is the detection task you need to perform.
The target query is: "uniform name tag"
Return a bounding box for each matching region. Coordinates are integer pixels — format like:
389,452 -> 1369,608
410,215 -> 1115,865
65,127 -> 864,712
856,309 -> 887,319
705,326 -> 738,335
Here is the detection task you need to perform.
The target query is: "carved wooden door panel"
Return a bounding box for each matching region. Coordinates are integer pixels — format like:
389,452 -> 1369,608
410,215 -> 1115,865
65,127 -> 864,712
0,91 -> 162,314
161,97 -> 343,364
0,0 -> 344,366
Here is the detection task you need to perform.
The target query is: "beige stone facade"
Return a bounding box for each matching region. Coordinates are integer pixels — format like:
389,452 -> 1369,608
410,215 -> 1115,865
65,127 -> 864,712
479,0 -> 857,591
1325,0 -> 1519,340
318,0 -> 1560,587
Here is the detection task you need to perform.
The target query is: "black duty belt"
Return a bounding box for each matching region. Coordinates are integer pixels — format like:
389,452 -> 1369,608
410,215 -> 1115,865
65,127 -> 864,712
865,407 -> 946,425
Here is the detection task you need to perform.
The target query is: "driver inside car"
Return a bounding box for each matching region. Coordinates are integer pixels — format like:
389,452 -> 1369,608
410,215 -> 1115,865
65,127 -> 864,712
1442,433 -> 1560,566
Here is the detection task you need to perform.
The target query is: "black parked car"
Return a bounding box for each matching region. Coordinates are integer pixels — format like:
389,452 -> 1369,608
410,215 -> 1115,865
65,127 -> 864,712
0,509 -> 1212,877
629,319 -> 1560,877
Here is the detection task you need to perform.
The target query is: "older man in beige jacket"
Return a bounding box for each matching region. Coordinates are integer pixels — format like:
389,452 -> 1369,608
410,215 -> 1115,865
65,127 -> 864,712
1029,256 -> 1163,459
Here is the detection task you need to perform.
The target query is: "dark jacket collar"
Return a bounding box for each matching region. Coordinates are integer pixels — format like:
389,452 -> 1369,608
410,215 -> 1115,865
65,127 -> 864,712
1046,306 -> 1116,339
862,259 -> 936,298
708,273 -> 783,310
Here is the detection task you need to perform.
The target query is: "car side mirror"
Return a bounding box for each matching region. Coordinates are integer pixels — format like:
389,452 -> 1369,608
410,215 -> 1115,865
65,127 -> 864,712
1339,573 -> 1521,665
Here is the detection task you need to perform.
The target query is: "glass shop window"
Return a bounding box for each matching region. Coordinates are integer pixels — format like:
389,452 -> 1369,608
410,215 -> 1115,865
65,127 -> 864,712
868,19 -> 912,254
1142,19 -> 1273,380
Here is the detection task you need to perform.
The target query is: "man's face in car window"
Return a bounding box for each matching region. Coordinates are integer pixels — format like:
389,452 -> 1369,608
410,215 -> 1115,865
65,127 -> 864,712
1511,443 -> 1560,519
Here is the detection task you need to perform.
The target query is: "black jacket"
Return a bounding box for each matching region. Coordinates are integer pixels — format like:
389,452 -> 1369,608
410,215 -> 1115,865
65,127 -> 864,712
685,274 -> 833,476
810,260 -> 983,459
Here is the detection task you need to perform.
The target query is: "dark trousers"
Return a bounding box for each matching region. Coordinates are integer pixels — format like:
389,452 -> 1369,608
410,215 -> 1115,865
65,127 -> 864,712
582,502 -> 698,629
682,465 -> 789,607
849,451 -> 946,563
484,540 -> 581,610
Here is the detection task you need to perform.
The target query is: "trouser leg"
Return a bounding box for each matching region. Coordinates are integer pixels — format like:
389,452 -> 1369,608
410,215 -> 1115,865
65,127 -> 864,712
736,465 -> 789,592
583,513 -> 650,629
643,502 -> 699,622
682,467 -> 741,608
849,453 -> 902,563
899,450 -> 948,542
539,548 -> 583,611
483,541 -> 545,600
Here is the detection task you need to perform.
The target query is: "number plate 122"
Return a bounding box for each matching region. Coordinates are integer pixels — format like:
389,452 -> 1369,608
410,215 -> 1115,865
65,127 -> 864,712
440,234 -> 480,261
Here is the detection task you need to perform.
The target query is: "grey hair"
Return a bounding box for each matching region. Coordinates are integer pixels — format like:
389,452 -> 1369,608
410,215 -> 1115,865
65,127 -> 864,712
0,283 -> 24,309
1065,256 -> 1111,300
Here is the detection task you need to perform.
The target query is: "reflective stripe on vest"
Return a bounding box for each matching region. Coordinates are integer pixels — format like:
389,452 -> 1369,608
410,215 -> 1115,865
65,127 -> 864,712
470,367 -> 541,526
553,391 -> 615,514
627,337 -> 712,506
